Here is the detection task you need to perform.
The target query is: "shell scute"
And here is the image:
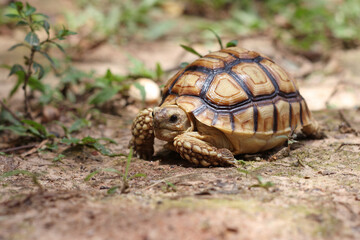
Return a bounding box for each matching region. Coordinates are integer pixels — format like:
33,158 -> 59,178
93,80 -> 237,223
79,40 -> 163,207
232,107 -> 255,135
220,47 -> 259,59
231,63 -> 275,97
260,59 -> 298,93
172,71 -> 207,96
256,104 -> 275,134
188,57 -> 224,69
206,72 -> 248,105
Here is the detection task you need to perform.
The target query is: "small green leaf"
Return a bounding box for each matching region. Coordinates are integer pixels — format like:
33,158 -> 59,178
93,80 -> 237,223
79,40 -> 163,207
22,119 -> 48,137
97,137 -> 117,144
9,74 -> 24,98
237,168 -> 249,175
5,14 -> 20,18
236,159 -> 247,165
33,13 -> 49,18
0,107 -> 21,125
103,168 -> 122,175
53,154 -> 65,162
129,173 -> 147,180
179,62 -> 189,68
52,42 -> 65,53
13,2 -> 23,11
68,118 -> 90,133
124,148 -> 133,181
56,27 -> 76,40
8,64 -> 25,76
0,169 -> 33,179
81,136 -> 97,144
133,82 -> 146,103
0,125 -> 28,137
165,181 -> 177,191
61,137 -> 80,145
155,62 -> 163,80
92,142 -> 112,156
84,170 -> 100,181
25,3 -> 36,16
28,76 -> 46,92
207,28 -> 224,49
180,44 -> 203,58
9,2 -> 19,9
107,186 -> 119,194
39,51 -> 55,67
25,32 -> 39,46
89,87 -> 120,105
16,20 -> 28,26
32,62 -> 45,79
226,40 -> 238,48
42,20 -> 50,34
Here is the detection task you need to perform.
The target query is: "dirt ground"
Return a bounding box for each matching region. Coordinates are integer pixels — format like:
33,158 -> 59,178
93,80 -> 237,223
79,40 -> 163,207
1,9 -> 360,240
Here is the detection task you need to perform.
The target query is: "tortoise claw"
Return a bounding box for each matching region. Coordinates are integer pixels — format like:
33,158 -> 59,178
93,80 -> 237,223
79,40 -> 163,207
129,108 -> 155,160
173,133 -> 235,167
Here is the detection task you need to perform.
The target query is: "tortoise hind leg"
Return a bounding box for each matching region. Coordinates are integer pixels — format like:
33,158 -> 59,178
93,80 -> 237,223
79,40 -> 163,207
129,108 -> 155,159
173,132 -> 236,167
302,120 -> 325,139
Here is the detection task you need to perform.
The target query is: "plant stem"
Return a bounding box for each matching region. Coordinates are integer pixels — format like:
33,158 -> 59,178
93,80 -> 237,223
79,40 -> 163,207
23,46 -> 36,119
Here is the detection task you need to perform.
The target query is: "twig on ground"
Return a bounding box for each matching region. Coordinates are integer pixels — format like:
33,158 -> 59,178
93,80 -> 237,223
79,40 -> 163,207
1,143 -> 37,153
21,139 -> 49,157
336,143 -> 360,152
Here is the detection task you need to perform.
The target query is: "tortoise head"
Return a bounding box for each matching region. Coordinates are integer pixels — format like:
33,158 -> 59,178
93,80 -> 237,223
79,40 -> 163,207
153,105 -> 192,141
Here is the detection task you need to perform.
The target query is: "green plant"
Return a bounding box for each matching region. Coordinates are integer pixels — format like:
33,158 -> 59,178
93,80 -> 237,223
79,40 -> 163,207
53,154 -> 65,162
0,118 -> 55,140
180,30 -> 238,66
64,0 -> 173,49
84,148 -> 146,194
87,59 -> 163,106
0,169 -> 43,190
262,0 -> 360,51
87,69 -> 127,105
161,181 -> 177,192
61,136 -> 120,157
4,1 -> 75,118
249,175 -> 274,191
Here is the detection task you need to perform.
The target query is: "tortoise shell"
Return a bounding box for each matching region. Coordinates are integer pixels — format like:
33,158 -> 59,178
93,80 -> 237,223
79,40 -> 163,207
160,47 -> 313,154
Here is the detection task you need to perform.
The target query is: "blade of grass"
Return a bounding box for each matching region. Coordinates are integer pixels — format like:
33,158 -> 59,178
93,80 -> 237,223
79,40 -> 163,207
180,44 -> 203,58
207,28 -> 223,49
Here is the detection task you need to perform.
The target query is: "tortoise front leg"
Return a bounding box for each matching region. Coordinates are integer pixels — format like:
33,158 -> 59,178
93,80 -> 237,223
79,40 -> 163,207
173,132 -> 236,167
129,108 -> 154,159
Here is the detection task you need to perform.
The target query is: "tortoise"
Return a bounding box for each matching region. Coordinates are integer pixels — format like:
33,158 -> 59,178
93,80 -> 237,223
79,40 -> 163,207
129,47 -> 319,167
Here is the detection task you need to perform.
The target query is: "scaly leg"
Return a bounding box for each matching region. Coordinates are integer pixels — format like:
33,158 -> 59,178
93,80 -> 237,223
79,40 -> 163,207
302,120 -> 326,139
128,108 -> 154,159
173,132 -> 236,167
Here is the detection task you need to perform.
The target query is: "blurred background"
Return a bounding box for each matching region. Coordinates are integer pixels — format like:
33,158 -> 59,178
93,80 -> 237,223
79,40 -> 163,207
0,0 -> 359,114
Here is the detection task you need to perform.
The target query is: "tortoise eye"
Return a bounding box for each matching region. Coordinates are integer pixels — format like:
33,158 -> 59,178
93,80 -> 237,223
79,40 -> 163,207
169,114 -> 178,123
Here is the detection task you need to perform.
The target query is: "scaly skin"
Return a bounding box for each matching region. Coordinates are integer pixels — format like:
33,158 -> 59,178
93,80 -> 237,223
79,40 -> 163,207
173,132 -> 236,167
128,108 -> 154,159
